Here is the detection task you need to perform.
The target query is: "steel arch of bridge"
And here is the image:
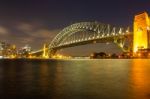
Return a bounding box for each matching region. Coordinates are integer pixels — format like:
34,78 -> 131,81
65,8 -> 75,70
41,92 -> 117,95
49,22 -> 131,55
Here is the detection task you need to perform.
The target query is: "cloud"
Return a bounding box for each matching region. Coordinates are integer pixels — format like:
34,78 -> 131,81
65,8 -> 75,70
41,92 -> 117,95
19,37 -> 34,43
17,23 -> 33,32
15,22 -> 60,39
31,29 -> 60,39
0,26 -> 9,35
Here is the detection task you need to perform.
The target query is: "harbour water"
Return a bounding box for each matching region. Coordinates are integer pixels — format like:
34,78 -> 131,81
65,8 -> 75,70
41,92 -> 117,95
0,59 -> 150,99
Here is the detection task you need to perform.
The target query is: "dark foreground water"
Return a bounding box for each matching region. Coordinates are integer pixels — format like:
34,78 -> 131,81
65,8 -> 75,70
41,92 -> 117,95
0,59 -> 150,99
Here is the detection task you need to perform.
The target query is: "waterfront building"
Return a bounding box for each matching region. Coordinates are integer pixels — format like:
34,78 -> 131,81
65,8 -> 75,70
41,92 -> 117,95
0,42 -> 13,57
18,45 -> 32,57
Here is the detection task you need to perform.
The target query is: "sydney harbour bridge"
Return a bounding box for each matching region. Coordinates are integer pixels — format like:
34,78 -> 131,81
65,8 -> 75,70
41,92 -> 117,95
31,12 -> 150,58
31,22 -> 132,57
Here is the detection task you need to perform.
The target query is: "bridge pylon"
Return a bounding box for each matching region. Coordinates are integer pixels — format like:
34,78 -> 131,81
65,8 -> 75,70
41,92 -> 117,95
133,12 -> 150,52
42,44 -> 49,58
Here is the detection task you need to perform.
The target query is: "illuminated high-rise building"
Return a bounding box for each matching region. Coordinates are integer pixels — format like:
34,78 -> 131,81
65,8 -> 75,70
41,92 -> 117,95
133,12 -> 150,52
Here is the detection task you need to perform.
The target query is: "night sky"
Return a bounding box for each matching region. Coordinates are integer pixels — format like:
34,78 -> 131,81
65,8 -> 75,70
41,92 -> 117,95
0,0 -> 150,55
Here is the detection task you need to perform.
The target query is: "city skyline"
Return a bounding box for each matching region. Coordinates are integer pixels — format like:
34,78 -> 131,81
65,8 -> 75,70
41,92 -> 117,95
0,0 -> 150,55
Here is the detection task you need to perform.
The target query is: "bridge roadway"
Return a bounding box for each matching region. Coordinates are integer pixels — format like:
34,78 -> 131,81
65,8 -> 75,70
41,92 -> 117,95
30,33 -> 132,56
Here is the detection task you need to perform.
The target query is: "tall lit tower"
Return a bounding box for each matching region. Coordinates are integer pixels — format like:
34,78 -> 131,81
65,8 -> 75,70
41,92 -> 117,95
133,12 -> 150,52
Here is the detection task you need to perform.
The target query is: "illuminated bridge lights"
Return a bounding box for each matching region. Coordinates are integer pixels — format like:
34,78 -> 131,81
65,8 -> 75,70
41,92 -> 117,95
126,30 -> 129,33
112,33 -> 115,36
88,37 -> 91,40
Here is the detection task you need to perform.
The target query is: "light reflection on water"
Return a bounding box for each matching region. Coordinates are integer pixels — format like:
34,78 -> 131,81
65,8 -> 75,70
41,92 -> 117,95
0,59 -> 150,99
130,59 -> 150,99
